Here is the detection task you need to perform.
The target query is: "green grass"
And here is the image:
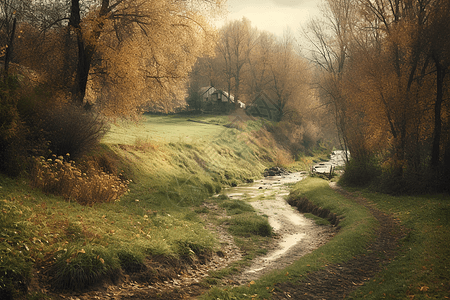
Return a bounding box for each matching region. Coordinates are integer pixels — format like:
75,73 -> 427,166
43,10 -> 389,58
217,198 -> 273,238
103,114 -> 234,145
346,191 -> 450,299
103,114 -> 268,211
0,175 -> 217,294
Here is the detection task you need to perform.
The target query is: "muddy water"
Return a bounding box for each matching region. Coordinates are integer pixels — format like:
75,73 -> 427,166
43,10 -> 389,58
222,172 -> 336,283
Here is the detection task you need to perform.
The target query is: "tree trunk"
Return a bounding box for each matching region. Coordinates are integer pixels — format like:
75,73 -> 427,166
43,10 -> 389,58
430,56 -> 446,168
3,17 -> 16,79
68,0 -> 109,106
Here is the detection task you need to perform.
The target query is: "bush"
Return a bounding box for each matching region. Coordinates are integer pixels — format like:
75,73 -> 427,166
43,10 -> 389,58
40,104 -> 109,159
0,76 -> 29,176
50,246 -> 121,291
339,156 -> 381,187
31,156 -> 129,205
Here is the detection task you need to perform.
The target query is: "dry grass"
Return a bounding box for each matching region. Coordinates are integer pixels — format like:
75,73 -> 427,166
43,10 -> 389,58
30,155 -> 129,206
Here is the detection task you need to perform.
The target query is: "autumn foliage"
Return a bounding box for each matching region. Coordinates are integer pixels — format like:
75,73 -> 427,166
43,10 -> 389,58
31,155 -> 129,206
308,0 -> 450,193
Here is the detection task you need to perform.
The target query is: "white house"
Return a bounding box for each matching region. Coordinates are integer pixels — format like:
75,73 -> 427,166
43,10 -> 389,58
199,86 -> 245,108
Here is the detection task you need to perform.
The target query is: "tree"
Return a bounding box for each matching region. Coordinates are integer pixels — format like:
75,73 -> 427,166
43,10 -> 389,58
426,0 -> 450,169
66,0 -> 223,113
304,0 -> 355,160
309,0 -> 450,191
267,31 -> 308,121
4,0 -> 224,116
214,18 -> 257,107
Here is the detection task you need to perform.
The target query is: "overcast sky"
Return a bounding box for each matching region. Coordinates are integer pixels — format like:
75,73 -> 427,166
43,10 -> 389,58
214,0 -> 323,37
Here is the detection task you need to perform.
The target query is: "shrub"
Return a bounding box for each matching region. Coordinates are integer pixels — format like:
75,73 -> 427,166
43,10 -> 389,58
0,76 -> 29,176
40,104 -> 109,159
30,156 -> 129,205
50,246 -> 121,290
339,156 -> 381,187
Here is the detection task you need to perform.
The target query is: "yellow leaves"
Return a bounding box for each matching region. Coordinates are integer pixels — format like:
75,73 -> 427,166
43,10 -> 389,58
82,0 -> 221,117
96,255 -> 105,264
419,286 -> 429,292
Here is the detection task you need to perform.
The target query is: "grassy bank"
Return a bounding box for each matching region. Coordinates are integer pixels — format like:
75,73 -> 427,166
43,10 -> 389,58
0,113 -> 295,298
347,189 -> 450,299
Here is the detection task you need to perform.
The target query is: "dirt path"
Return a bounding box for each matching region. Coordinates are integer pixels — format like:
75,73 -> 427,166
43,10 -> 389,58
271,182 -> 406,299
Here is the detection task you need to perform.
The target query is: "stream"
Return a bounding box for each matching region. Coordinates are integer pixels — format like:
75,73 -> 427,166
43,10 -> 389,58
221,171 -> 336,285
50,171 -> 337,299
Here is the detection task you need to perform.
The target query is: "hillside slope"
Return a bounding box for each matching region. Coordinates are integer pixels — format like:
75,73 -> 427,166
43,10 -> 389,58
0,113 -> 293,299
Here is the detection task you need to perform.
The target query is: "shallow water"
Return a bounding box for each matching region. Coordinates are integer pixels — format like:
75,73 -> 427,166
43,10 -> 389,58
220,172 -> 329,278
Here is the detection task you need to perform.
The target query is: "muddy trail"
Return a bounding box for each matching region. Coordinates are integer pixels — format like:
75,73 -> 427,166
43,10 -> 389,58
220,172 -> 337,285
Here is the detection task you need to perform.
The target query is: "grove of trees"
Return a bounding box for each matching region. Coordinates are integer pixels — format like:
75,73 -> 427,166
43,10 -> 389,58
1,0 -> 224,115
187,18 -> 328,154
0,0 -> 224,175
189,18 -> 311,119
307,0 -> 450,192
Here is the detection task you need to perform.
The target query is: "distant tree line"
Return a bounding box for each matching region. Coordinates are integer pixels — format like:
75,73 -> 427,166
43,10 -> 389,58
188,18 -> 310,120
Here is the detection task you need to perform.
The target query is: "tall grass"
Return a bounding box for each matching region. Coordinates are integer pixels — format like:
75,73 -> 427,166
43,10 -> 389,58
30,155 -> 129,206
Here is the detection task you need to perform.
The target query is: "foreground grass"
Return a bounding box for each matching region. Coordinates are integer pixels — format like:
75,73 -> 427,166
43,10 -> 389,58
347,190 -> 450,299
0,175 -> 216,293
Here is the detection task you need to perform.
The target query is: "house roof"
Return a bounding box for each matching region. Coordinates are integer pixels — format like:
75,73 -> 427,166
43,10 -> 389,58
199,86 -> 216,96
